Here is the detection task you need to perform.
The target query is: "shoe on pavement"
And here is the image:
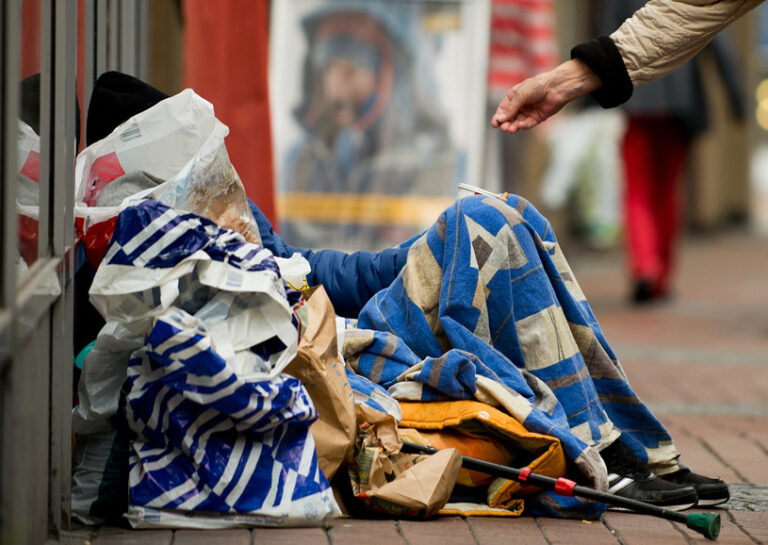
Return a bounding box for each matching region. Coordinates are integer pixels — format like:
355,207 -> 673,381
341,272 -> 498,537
662,469 -> 730,507
600,439 -> 698,512
607,471 -> 699,511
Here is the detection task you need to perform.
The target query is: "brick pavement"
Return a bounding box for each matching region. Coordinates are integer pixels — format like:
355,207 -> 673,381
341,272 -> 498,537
62,231 -> 768,545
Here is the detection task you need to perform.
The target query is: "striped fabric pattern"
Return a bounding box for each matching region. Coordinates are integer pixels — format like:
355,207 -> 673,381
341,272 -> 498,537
488,0 -> 558,101
350,194 -> 681,517
90,200 -> 339,524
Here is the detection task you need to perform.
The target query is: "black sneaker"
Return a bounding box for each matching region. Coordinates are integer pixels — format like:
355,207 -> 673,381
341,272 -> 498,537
632,279 -> 655,304
601,440 -> 698,512
662,469 -> 730,507
607,471 -> 699,511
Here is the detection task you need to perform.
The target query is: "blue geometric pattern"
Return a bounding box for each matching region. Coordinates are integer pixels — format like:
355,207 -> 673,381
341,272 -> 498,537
350,194 -> 681,517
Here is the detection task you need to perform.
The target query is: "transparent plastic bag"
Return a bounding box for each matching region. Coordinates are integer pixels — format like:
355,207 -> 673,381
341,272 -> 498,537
74,89 -> 261,267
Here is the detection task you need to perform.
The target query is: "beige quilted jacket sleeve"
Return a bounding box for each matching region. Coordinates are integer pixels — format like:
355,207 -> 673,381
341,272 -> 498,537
611,0 -> 762,86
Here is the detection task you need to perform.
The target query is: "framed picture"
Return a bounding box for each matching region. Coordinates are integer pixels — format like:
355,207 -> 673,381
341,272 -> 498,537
270,0 -> 490,251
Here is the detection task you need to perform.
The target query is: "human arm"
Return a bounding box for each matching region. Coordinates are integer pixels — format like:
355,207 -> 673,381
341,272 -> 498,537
491,58 -> 602,134
493,0 -> 761,133
248,200 -> 408,318
610,0 -> 760,88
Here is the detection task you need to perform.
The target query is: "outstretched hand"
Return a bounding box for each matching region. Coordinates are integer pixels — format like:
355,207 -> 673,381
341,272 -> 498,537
491,59 -> 602,134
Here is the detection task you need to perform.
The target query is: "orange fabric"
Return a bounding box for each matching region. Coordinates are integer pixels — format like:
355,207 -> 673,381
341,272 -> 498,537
399,400 -> 567,511
182,0 -> 277,228
418,429 -> 514,486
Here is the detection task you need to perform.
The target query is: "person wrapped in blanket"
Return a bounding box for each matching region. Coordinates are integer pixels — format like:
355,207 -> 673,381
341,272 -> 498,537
82,72 -> 727,514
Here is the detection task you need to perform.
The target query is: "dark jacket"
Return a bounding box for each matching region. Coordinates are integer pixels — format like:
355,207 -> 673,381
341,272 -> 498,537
248,201 -> 408,318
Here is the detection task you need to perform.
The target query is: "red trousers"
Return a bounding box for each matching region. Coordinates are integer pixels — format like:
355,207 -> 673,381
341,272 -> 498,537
622,116 -> 689,295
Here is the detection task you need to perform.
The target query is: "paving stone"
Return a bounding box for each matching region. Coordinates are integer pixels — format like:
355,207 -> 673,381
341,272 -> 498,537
725,484 -> 768,512
730,510 -> 768,542
398,517 -> 476,545
92,530 -> 172,545
660,416 -> 743,483
327,519 -> 405,545
251,527 -> 327,545
52,529 -> 98,545
466,517 -> 548,545
602,512 -> 688,544
535,517 -> 619,544
174,529 -> 250,545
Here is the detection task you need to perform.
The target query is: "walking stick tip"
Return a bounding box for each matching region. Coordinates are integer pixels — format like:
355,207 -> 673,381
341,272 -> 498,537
685,512 -> 720,540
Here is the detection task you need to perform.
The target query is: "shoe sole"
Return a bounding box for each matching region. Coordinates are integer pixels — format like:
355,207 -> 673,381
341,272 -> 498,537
606,499 -> 698,512
696,496 -> 729,507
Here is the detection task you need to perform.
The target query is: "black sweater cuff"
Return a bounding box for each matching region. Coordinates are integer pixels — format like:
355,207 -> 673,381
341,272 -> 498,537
570,35 -> 633,108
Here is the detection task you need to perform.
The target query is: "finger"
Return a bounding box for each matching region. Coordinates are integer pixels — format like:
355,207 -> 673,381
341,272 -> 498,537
492,103 -> 511,127
517,116 -> 540,130
502,113 -> 540,134
492,87 -> 526,127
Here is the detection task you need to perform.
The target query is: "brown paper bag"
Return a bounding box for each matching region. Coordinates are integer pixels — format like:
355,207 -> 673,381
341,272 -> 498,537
284,286 -> 356,481
348,405 -> 462,518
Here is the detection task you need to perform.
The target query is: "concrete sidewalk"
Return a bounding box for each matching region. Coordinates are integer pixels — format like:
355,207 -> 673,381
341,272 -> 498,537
65,231 -> 768,545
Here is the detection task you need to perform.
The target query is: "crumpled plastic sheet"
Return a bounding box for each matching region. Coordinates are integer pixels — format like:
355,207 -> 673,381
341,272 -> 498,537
88,199 -> 339,526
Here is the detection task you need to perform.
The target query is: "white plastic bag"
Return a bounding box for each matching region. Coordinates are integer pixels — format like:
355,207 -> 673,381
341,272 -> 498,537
70,321 -> 144,524
88,201 -> 338,527
74,89 -> 261,267
16,120 -> 41,264
540,109 -> 625,248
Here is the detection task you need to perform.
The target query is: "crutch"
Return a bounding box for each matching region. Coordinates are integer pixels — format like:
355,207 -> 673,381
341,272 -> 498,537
401,441 -> 721,540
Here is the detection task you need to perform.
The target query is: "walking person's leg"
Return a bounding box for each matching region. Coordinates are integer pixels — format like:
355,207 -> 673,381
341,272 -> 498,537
623,116 -> 662,302
651,118 -> 689,299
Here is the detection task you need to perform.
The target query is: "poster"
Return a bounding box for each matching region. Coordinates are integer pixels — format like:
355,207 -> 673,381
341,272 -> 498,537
270,0 -> 490,251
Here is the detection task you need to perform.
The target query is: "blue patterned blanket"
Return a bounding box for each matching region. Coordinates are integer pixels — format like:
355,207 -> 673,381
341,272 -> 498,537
345,194 -> 681,516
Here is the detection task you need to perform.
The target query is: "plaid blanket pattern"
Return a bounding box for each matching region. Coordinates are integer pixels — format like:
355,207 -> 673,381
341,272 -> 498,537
89,200 -> 338,524
350,194 -> 681,516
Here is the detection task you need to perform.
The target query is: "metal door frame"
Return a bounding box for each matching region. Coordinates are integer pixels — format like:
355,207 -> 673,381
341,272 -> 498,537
1,1 -> 147,543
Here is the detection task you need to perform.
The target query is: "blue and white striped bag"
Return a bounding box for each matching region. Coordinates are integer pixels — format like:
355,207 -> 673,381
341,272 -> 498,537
89,200 -> 339,527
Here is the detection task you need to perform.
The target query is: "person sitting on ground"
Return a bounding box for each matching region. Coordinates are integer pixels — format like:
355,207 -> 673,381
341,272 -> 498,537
84,72 -> 728,513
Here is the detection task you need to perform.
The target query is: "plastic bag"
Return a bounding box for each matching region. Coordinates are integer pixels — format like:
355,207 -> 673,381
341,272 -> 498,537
74,89 -> 261,268
70,321 -> 143,524
89,200 -> 339,527
540,109 -> 625,248
16,120 -> 41,264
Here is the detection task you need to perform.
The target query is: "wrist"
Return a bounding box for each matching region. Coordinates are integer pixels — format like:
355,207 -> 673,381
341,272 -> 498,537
550,59 -> 602,102
570,36 -> 633,108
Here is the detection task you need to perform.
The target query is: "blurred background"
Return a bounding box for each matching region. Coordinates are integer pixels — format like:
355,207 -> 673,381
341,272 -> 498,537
16,0 -> 768,274
139,1 -> 765,253
6,4 -> 768,543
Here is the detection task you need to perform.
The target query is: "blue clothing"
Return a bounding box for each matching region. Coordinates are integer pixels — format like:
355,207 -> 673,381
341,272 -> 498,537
249,201 -> 408,318
350,194 -> 680,516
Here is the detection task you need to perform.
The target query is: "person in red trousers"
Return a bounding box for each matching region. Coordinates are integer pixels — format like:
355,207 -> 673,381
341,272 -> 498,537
594,0 -> 746,302
622,115 -> 689,302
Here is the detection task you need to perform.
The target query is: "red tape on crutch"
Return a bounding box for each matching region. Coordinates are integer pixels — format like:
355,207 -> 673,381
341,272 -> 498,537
554,477 -> 577,497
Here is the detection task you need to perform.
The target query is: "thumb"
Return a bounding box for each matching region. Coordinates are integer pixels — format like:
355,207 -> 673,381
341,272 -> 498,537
492,86 -> 527,128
